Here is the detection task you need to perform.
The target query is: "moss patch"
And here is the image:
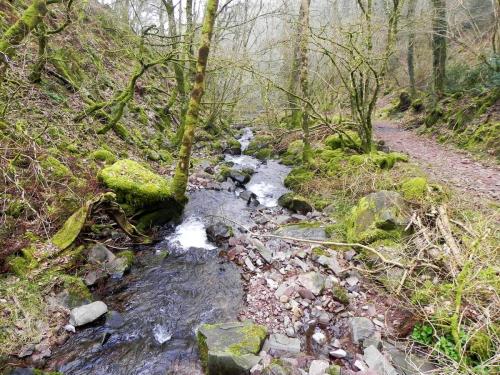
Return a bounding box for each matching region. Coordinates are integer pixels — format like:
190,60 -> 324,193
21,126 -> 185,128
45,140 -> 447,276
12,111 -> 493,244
90,149 -> 117,165
284,167 -> 314,190
400,177 -> 428,200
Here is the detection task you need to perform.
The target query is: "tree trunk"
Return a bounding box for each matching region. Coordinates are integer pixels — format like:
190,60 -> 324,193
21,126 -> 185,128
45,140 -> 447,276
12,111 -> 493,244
172,0 -> 219,203
432,0 -> 447,98
29,22 -> 48,83
0,0 -> 48,83
298,0 -> 313,164
407,0 -> 417,97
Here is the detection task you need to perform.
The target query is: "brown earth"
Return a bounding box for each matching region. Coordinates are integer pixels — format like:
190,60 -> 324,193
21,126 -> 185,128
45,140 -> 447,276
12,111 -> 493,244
374,121 -> 500,201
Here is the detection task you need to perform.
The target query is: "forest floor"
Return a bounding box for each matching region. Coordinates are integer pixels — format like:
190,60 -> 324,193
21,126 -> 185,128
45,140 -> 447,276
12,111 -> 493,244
374,120 -> 500,201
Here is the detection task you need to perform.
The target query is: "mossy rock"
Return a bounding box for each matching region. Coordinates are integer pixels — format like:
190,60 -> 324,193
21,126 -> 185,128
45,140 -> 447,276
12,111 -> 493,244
400,177 -> 428,200
324,131 -> 360,150
197,321 -> 267,375
90,149 -> 117,165
277,193 -> 313,214
331,284 -> 349,305
98,159 -> 173,211
346,191 -> 410,244
255,147 -> 272,161
117,250 -> 134,268
50,47 -> 85,90
284,167 -> 314,190
7,247 -> 39,277
349,151 -> 407,170
244,135 -> 273,157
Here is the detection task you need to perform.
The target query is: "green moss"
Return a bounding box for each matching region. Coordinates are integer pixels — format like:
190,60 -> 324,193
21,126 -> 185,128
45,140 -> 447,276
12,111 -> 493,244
255,147 -> 272,161
50,47 -> 85,89
284,167 -> 314,190
244,135 -> 273,157
5,198 -> 27,218
117,250 -> 135,267
468,330 -> 494,361
331,284 -> 349,305
90,149 -> 117,164
159,150 -> 173,163
41,156 -> 72,178
59,274 -> 92,306
312,247 -> 329,257
51,205 -> 89,250
227,324 -> 268,356
401,177 -> 428,200
7,246 -> 39,277
325,131 -> 360,150
98,159 -> 173,210
348,151 -> 407,170
327,365 -> 341,375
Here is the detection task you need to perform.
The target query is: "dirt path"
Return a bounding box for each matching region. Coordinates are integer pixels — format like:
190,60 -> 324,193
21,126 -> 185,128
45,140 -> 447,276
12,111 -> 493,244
374,121 -> 500,201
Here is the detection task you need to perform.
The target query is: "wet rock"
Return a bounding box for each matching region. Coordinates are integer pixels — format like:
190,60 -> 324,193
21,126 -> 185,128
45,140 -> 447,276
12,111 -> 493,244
363,345 -> 398,375
84,269 -> 107,286
69,301 -> 108,327
297,272 -> 326,295
229,170 -> 251,185
108,257 -> 129,278
221,179 -> 236,192
275,224 -> 327,241
88,243 -> 115,264
105,310 -> 125,329
240,190 -> 259,205
263,333 -> 301,356
350,317 -> 375,345
308,359 -> 329,375
277,193 -> 313,214
206,222 -> 233,245
9,369 -> 34,375
197,321 -> 267,375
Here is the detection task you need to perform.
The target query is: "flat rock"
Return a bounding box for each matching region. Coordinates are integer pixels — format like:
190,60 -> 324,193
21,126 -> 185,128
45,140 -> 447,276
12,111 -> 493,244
275,224 -> 327,241
263,333 -> 301,356
88,243 -> 115,264
197,321 -> 267,375
364,345 -> 398,375
297,272 -> 326,295
69,301 -> 108,327
350,317 -> 375,344
382,341 -> 436,375
206,222 -> 233,245
316,255 -> 342,275
308,359 -> 329,375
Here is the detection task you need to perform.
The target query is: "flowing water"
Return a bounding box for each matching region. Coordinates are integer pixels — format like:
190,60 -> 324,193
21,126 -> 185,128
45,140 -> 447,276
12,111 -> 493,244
46,129 -> 290,374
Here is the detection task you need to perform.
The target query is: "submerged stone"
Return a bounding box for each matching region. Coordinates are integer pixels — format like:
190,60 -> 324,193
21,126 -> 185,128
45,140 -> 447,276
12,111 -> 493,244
197,321 -> 267,375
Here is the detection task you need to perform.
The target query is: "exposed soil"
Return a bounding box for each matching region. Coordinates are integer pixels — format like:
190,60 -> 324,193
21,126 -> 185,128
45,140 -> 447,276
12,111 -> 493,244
374,121 -> 500,201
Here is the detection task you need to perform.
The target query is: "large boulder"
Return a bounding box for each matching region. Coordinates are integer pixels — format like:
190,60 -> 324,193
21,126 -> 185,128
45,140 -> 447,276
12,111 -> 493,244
197,321 -> 267,375
277,193 -> 313,214
346,191 -> 410,244
98,159 -> 173,211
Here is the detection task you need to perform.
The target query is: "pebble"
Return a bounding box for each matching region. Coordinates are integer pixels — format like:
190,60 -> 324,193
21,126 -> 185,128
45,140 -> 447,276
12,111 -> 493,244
64,324 -> 76,333
280,295 -> 289,303
329,348 -> 347,358
312,331 -> 326,345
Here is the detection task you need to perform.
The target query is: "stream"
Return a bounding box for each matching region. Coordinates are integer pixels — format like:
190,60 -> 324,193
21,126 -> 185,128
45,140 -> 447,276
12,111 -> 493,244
47,129 -> 290,375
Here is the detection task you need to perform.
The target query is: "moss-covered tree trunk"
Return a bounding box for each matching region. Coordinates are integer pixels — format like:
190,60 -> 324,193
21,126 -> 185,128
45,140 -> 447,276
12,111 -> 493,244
298,0 -> 312,164
172,0 -> 219,202
0,0 -> 48,83
432,0 -> 447,98
162,0 -> 188,145
406,0 -> 417,97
